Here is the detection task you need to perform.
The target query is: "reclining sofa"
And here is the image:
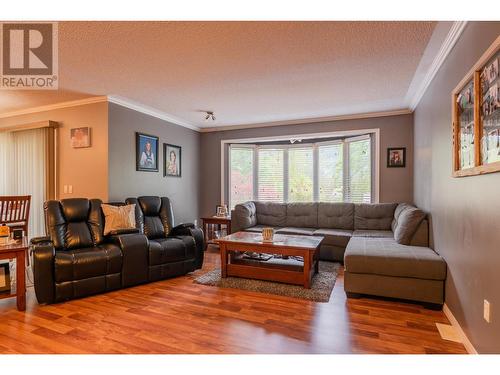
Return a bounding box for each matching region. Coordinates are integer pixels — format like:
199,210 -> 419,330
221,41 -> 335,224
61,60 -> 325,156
31,196 -> 204,304
232,201 -> 446,307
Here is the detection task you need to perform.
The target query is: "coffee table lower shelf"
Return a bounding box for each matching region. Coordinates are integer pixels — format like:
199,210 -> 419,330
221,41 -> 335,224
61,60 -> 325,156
218,233 -> 322,289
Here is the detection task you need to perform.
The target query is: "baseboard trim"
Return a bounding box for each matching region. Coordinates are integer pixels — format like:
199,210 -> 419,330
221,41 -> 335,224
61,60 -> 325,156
443,303 -> 478,354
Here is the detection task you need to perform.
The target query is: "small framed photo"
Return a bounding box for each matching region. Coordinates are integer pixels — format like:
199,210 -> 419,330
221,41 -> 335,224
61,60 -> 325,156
70,127 -> 91,148
387,147 -> 406,168
216,205 -> 228,217
136,132 -> 159,172
164,143 -> 181,177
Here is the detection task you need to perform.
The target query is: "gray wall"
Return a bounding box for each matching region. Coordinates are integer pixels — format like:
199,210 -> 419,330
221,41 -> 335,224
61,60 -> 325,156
200,114 -> 414,217
414,22 -> 500,353
108,103 -> 200,224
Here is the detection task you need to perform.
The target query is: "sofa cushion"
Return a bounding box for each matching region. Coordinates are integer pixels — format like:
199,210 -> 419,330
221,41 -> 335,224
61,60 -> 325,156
285,203 -> 318,228
393,205 -> 426,245
254,202 -> 287,227
344,237 -> 446,280
101,203 -> 136,235
317,203 -> 354,230
391,203 -> 410,232
54,244 -> 122,283
275,227 -> 316,236
233,202 -> 257,229
354,203 -> 397,230
353,230 -> 394,238
313,228 -> 352,247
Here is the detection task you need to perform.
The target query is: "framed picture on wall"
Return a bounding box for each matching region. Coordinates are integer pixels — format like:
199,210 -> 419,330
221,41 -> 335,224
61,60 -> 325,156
70,127 -> 91,148
164,143 -> 182,177
136,132 -> 159,172
387,147 -> 406,168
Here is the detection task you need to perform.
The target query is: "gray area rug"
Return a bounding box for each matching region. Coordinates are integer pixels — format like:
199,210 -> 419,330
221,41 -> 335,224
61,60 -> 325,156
194,261 -> 340,302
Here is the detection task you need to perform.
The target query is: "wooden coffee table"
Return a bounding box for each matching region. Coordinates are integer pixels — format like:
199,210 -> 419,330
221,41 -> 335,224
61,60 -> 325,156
0,237 -> 28,311
217,231 -> 323,288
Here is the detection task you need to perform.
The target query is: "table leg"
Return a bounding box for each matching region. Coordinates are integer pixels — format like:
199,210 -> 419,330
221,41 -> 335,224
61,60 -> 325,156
314,247 -> 319,274
16,251 -> 26,311
303,251 -> 311,289
220,243 -> 228,278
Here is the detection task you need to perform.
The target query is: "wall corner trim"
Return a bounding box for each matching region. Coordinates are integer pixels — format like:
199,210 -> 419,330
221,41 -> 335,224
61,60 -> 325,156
0,96 -> 108,119
443,303 -> 478,354
408,21 -> 468,111
107,95 -> 201,132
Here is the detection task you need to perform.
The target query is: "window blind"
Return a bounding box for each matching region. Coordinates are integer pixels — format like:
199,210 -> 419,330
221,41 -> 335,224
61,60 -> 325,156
229,146 -> 254,209
318,143 -> 343,202
346,138 -> 371,203
288,147 -> 314,202
257,148 -> 284,202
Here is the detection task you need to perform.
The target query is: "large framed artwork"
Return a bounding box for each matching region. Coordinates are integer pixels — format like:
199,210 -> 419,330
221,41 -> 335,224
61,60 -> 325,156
164,143 -> 181,177
136,132 -> 159,172
452,36 -> 500,177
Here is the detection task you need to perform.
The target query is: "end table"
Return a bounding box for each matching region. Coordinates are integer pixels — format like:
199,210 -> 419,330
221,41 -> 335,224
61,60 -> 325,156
0,237 -> 27,311
201,216 -> 231,250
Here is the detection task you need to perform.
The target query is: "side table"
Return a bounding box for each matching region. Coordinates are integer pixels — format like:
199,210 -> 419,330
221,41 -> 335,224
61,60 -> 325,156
201,216 -> 231,250
0,237 -> 27,311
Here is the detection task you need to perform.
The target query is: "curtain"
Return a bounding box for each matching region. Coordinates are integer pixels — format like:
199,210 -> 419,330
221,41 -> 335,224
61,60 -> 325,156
0,127 -> 49,238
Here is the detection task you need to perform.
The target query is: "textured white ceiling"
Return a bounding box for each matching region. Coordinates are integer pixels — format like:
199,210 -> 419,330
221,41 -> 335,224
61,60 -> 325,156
0,21 -> 436,128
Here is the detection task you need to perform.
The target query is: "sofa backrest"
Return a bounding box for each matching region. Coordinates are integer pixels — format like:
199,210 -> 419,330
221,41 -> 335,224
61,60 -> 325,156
285,203 -> 318,228
354,203 -> 397,230
254,201 -> 287,227
44,198 -> 104,250
391,202 -> 427,245
126,196 -> 174,239
317,202 -> 354,230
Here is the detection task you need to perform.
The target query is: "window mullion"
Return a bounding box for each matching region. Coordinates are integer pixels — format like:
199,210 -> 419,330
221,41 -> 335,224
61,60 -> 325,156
254,146 -> 259,201
283,148 -> 289,203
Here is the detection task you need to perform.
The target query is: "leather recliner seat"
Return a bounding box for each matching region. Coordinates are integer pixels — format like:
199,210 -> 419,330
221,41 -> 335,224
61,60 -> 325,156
125,196 -> 204,281
31,197 -> 204,304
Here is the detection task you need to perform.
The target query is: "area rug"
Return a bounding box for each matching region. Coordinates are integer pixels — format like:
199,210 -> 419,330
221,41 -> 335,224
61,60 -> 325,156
194,261 -> 340,302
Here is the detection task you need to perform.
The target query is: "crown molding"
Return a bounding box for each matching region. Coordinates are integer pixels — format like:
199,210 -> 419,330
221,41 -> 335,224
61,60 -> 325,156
408,21 -> 468,111
199,108 -> 412,133
0,96 -> 108,119
107,95 -> 200,132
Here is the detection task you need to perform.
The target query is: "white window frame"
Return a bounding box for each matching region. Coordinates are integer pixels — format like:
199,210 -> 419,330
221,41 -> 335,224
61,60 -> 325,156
222,129 -> 380,207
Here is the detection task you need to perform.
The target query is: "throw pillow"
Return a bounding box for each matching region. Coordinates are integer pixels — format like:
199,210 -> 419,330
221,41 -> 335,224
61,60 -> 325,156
101,204 -> 136,235
393,205 -> 426,245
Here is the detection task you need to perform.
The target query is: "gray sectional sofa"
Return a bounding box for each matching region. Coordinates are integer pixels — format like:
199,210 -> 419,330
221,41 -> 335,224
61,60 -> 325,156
231,201 -> 446,307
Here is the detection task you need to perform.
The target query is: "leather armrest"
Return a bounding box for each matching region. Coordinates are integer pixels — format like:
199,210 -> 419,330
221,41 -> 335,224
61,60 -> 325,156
106,228 -> 139,236
107,233 -> 149,287
31,239 -> 55,304
169,225 -> 204,269
169,223 -> 195,236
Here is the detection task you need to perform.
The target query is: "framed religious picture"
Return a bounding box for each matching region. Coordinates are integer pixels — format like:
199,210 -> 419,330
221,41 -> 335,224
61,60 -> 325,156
136,132 -> 159,172
70,127 -> 91,148
387,147 -> 406,168
164,143 -> 182,177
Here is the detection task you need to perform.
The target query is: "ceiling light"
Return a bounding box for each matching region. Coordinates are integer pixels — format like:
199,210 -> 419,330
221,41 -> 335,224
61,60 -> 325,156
205,111 -> 216,121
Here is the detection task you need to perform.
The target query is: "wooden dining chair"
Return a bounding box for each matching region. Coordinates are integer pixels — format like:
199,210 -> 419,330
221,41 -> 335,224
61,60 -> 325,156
0,195 -> 31,237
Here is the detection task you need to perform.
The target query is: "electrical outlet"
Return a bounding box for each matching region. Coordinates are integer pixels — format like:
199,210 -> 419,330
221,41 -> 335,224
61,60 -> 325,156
484,300 -> 491,323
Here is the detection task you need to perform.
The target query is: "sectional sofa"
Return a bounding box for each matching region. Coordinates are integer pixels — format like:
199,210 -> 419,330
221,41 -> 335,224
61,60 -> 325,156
231,201 -> 446,307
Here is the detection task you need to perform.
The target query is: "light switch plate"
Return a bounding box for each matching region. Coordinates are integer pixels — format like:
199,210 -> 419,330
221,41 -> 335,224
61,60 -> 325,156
484,300 -> 491,323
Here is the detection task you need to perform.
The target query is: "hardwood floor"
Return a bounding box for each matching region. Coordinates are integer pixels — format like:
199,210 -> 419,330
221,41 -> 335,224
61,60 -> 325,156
0,249 -> 467,354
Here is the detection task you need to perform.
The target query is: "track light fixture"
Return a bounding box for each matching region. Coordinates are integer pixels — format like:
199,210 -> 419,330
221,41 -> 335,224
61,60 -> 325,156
205,111 -> 216,121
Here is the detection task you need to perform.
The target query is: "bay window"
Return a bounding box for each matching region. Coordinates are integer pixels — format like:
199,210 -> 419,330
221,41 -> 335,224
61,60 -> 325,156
228,135 -> 373,209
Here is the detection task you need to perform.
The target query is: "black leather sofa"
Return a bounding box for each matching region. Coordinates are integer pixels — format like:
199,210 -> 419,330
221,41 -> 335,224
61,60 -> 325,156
31,196 -> 204,304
